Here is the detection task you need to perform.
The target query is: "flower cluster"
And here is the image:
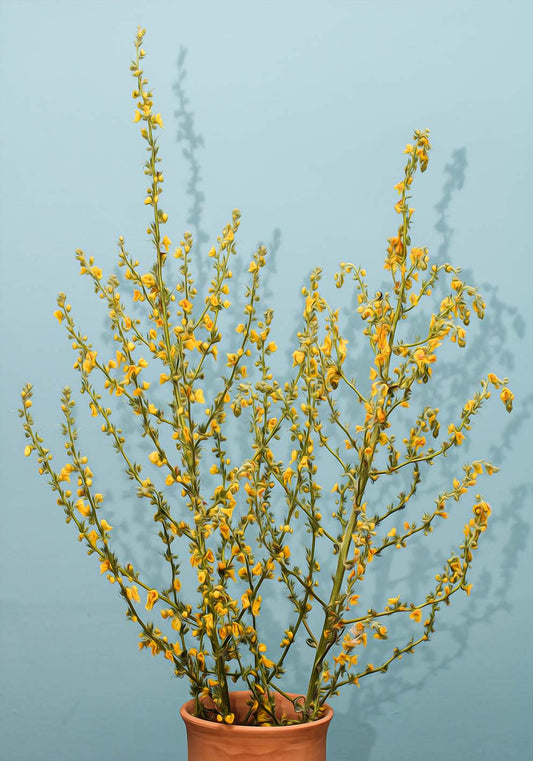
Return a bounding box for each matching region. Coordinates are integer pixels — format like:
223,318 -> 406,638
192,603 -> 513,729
20,30 -> 513,726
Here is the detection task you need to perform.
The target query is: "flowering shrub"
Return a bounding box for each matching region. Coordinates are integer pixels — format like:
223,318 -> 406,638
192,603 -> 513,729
20,28 -> 513,726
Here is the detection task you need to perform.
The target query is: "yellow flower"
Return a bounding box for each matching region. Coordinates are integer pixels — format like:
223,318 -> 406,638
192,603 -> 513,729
154,113 -> 164,128
500,387 -> 514,412
82,350 -> 98,374
448,424 -> 465,446
100,520 -> 113,532
325,366 -> 341,389
222,228 -> 234,248
126,585 -> 140,602
413,347 -> 435,371
24,445 -> 32,457
87,530 -> 98,547
53,310 -> 64,324
57,463 -> 75,482
141,273 -> 156,288
148,451 -> 165,467
146,589 -> 159,610
337,338 -> 348,364
472,499 -> 491,529
282,467 -> 294,486
409,608 -> 422,623
292,349 -> 305,365
75,498 -> 90,517
193,388 -> 205,404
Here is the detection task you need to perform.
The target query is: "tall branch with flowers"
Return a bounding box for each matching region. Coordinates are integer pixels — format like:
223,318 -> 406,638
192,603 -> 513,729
20,28 -> 513,726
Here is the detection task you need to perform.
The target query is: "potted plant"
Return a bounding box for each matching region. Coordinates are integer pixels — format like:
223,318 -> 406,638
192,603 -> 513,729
20,28 -> 513,761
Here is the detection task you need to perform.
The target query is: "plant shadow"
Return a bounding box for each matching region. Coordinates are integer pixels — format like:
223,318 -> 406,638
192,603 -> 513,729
333,146 -> 531,760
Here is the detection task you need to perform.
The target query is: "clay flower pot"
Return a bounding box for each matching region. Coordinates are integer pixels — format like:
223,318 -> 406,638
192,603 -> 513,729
180,690 -> 334,761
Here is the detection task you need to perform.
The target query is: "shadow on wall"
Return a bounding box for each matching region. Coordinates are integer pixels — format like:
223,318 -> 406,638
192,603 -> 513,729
173,45 -> 281,306
51,46 -> 529,761
335,147 -> 531,761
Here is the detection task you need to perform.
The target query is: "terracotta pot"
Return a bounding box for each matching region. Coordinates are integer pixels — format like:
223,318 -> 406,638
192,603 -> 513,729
180,690 -> 334,761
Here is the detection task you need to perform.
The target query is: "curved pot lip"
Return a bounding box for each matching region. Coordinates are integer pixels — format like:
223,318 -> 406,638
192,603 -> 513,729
180,690 -> 334,732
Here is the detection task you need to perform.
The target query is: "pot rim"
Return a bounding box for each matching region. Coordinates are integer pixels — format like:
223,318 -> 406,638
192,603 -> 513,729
180,690 -> 334,733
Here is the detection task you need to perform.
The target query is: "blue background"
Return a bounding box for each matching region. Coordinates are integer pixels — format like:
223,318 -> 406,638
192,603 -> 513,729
1,1 -> 532,760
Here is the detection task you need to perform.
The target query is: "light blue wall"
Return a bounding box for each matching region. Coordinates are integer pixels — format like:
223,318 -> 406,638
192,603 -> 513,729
1,1 -> 531,760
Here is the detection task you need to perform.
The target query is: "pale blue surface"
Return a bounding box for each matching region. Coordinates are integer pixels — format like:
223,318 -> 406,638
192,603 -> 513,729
1,2 -> 532,760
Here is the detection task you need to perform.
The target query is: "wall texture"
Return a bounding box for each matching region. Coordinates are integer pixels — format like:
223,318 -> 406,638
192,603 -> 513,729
1,1 -> 531,760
